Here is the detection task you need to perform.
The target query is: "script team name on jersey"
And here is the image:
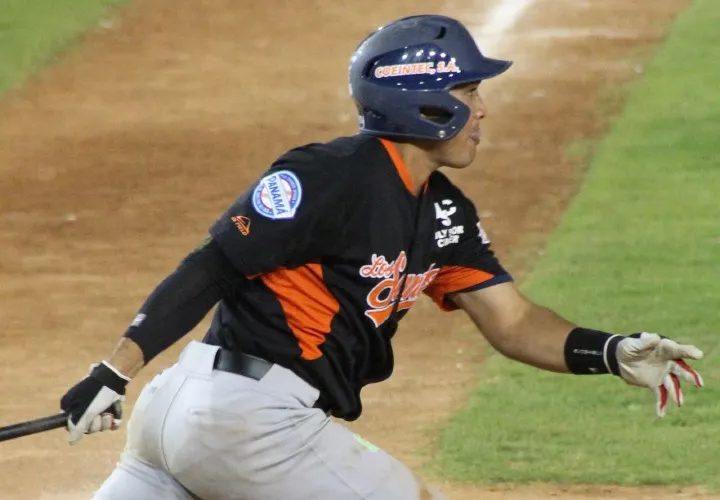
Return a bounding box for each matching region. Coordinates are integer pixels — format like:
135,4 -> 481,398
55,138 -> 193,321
359,251 -> 440,327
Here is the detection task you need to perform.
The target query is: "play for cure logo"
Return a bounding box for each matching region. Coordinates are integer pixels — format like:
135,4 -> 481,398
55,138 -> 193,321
360,251 -> 440,327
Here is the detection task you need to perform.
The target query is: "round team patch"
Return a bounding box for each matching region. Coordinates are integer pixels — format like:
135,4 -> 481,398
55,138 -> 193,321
251,170 -> 303,220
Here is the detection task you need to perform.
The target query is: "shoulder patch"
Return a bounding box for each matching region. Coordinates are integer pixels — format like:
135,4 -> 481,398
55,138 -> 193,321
251,170 -> 303,219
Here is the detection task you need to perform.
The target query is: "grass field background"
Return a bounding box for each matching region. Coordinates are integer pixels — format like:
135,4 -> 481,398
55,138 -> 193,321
433,0 -> 720,488
0,0 -> 124,95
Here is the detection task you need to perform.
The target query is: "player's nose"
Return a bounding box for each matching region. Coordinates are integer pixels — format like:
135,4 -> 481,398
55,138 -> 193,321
474,95 -> 487,120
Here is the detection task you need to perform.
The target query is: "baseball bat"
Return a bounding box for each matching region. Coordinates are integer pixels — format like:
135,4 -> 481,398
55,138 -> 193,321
0,412 -> 67,442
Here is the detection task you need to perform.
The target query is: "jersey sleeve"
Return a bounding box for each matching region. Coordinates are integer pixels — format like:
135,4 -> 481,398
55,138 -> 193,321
209,146 -> 349,276
423,192 -> 513,312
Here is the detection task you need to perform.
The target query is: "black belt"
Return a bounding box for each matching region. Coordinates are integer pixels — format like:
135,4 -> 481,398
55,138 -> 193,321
212,349 -> 331,414
213,348 -> 273,381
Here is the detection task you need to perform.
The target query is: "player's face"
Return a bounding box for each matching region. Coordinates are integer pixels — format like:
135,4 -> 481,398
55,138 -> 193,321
431,82 -> 487,169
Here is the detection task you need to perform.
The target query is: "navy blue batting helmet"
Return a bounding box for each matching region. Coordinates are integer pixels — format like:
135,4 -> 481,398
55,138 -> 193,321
349,15 -> 512,141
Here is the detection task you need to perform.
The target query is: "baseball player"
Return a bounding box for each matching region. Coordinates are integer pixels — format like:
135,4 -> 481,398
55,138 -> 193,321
59,15 -> 704,500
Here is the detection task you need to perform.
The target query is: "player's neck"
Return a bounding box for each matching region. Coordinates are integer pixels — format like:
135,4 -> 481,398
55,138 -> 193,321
391,141 -> 441,196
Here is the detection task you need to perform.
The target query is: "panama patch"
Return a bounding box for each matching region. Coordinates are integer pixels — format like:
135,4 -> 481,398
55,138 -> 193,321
252,170 -> 303,219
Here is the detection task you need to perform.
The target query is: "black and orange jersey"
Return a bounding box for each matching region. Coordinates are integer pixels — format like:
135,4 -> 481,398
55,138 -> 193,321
204,134 -> 512,420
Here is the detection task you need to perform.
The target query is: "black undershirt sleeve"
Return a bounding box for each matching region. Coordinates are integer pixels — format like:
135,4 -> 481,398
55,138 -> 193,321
124,238 -> 243,364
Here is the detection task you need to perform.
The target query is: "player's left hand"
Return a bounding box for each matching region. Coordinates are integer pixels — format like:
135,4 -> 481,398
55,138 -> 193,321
615,333 -> 704,417
60,361 -> 130,444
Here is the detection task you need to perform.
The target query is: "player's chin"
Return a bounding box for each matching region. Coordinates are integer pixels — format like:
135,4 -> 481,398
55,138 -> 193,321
443,146 -> 478,169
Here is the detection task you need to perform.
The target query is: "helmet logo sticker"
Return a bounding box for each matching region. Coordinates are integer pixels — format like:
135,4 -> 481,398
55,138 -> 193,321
373,59 -> 460,79
251,170 -> 303,220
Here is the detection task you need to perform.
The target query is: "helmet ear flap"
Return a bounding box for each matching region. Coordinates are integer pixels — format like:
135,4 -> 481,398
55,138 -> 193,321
356,89 -> 471,141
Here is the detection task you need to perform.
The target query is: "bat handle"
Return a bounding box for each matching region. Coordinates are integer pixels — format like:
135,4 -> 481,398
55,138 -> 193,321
0,412 -> 68,442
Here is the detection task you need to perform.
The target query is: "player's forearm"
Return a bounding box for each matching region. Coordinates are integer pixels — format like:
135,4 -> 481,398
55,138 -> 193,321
485,303 -> 626,376
108,337 -> 146,378
455,284 -> 624,376
489,303 -> 576,373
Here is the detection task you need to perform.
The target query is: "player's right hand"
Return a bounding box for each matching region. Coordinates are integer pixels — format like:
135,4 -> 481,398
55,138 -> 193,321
60,361 -> 131,444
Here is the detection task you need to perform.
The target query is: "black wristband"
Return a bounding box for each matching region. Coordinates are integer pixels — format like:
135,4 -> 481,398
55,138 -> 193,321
564,327 -> 624,376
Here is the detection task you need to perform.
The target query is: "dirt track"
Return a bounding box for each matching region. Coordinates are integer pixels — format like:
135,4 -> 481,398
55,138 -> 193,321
0,0 -> 711,498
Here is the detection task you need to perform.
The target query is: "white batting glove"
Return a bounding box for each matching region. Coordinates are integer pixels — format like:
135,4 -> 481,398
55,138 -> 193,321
615,333 -> 704,417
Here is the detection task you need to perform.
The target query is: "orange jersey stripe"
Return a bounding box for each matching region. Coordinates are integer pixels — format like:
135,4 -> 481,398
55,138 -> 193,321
379,138 -> 414,193
260,264 -> 340,360
424,266 -> 495,311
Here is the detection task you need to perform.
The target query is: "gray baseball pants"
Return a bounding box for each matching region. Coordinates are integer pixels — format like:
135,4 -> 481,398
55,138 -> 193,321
92,341 -> 445,499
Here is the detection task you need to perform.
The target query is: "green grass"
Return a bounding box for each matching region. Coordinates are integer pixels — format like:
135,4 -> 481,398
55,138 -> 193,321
433,0 -> 720,489
0,0 -> 126,95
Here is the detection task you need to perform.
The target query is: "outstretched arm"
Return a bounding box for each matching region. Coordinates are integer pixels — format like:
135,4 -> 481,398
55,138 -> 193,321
450,281 -> 704,416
